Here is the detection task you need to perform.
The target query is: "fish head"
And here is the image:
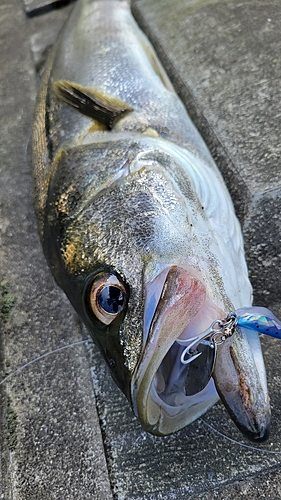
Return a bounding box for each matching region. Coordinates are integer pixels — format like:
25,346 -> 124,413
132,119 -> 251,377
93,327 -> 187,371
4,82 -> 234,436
44,137 -> 270,439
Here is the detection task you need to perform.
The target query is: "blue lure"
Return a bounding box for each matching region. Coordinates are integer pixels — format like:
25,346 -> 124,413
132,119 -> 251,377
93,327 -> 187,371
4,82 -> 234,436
235,306 -> 281,339
179,307 -> 281,371
179,306 -> 281,396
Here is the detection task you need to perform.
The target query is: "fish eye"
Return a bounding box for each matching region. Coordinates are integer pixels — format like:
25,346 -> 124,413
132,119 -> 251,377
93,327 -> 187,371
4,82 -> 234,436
89,273 -> 126,325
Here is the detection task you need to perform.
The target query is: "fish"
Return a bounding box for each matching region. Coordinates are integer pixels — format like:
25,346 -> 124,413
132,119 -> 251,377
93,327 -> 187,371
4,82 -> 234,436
32,0 -> 270,441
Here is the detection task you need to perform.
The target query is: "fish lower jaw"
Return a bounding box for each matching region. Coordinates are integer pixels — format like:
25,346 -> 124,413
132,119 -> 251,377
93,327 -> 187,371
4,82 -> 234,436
235,413 -> 271,443
136,373 -> 219,436
219,389 -> 271,443
146,378 -> 219,436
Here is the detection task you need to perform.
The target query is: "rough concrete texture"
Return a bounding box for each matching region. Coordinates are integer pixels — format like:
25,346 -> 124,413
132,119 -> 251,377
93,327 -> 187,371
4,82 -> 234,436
88,336 -> 281,499
1,0 -> 281,499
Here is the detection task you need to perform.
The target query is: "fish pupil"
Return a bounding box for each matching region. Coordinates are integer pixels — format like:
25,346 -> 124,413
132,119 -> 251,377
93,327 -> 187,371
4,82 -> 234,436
98,285 -> 125,314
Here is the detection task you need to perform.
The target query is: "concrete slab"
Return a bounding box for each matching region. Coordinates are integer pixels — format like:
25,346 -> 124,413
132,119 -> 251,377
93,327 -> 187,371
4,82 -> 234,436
28,2 -> 73,72
1,0 -> 281,499
0,1 -> 113,498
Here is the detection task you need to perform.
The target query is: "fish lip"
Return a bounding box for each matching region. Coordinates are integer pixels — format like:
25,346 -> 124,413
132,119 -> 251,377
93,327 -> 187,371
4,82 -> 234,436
237,417 -> 270,443
131,265 -> 221,435
222,395 -> 271,442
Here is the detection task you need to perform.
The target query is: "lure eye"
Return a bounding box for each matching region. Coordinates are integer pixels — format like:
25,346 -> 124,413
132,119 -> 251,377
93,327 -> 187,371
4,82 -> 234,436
89,273 -> 127,325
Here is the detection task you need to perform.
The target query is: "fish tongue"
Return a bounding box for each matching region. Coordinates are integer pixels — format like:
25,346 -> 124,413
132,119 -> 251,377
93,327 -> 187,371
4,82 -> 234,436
213,328 -> 270,442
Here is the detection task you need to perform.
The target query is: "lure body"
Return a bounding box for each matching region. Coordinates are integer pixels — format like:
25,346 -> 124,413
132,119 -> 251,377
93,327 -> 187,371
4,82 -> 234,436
236,307 -> 281,339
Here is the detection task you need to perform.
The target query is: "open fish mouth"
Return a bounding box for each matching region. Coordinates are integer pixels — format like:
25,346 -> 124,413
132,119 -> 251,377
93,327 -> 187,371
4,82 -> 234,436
131,266 -> 221,435
131,266 -> 271,439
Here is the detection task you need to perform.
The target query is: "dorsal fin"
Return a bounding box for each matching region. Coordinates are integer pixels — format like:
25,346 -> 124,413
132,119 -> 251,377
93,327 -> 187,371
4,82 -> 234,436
54,80 -> 133,128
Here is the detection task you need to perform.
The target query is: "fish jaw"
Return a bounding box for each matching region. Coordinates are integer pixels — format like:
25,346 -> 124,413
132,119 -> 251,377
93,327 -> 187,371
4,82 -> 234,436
131,265 -> 270,438
131,266 -> 220,435
213,328 -> 270,442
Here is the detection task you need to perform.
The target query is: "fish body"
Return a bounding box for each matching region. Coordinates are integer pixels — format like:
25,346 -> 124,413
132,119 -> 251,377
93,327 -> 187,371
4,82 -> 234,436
32,0 -> 270,439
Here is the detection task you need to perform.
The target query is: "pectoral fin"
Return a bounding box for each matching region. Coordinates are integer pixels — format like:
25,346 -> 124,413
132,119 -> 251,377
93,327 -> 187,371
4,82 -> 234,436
54,80 -> 133,128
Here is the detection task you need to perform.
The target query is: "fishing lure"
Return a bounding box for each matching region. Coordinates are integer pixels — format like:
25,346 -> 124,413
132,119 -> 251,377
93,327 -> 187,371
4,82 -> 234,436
179,306 -> 281,396
235,306 -> 281,338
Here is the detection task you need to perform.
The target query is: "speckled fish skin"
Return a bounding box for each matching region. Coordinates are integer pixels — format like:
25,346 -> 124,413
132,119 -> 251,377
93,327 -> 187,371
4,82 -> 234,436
32,0 -> 270,440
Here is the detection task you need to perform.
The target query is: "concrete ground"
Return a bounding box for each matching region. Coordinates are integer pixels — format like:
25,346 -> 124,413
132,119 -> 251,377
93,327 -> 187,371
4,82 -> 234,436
1,0 -> 281,498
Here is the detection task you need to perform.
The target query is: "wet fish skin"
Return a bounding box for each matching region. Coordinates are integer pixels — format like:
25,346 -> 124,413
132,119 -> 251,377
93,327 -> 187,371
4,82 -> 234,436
32,0 -> 270,438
